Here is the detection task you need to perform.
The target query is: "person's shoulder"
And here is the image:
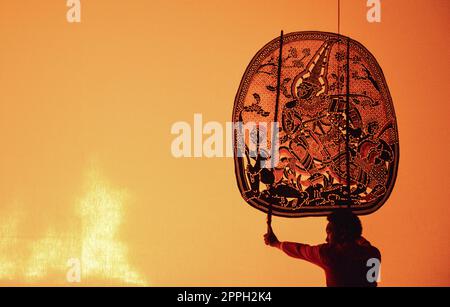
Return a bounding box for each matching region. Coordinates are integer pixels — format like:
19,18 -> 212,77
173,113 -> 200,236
370,245 -> 381,260
358,237 -> 381,259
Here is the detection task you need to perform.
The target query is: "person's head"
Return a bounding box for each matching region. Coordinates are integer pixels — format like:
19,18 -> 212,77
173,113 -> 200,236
326,209 -> 362,245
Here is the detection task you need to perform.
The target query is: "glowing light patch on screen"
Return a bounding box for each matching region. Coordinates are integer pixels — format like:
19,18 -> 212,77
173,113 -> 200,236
0,210 -> 21,279
79,169 -> 146,285
0,168 -> 146,285
26,230 -> 78,280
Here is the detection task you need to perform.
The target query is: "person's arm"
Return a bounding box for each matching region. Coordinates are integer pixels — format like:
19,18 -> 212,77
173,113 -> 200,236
279,242 -> 325,267
264,226 -> 326,268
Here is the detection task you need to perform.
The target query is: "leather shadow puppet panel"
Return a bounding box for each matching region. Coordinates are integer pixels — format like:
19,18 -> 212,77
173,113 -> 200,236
233,31 -> 399,218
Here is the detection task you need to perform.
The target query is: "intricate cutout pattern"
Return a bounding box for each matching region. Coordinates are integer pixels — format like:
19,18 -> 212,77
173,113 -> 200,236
233,32 -> 399,217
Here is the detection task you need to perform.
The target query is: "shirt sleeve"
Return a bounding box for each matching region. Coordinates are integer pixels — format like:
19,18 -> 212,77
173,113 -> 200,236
280,242 -> 326,268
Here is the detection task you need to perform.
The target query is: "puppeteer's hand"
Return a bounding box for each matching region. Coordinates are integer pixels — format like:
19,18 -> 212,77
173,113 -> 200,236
264,225 -> 280,248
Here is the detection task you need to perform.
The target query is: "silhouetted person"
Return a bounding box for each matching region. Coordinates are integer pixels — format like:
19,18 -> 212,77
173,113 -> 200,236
264,209 -> 381,287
